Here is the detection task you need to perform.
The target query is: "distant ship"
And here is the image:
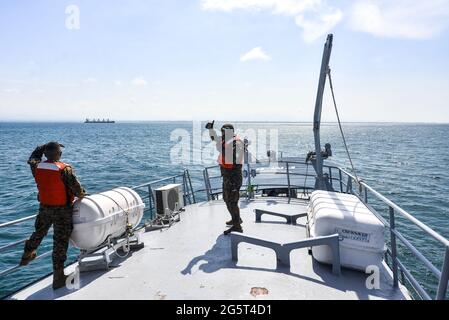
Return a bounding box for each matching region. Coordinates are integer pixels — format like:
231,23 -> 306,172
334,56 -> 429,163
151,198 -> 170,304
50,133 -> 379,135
84,118 -> 115,123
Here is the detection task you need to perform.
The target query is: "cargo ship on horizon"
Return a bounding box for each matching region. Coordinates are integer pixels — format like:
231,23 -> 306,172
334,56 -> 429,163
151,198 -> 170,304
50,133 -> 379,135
84,118 -> 115,123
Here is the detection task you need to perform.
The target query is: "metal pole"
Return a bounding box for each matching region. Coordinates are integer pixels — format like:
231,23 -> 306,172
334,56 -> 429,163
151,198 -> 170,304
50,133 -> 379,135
390,206 -> 399,288
244,138 -> 251,201
364,186 -> 368,203
286,162 -> 291,203
182,171 -> 190,205
339,169 -> 343,193
436,246 -> 449,300
186,169 -> 196,203
346,176 -> 352,194
203,169 -> 211,201
313,34 -> 333,191
0,214 -> 37,229
148,185 -> 154,219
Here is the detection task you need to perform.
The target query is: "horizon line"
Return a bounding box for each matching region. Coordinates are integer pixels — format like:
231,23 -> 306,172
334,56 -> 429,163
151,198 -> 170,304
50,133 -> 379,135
1,120 -> 449,125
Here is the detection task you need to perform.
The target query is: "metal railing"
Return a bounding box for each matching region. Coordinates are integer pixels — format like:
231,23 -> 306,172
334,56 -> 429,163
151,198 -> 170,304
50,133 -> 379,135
131,169 -> 196,221
202,160 -> 342,202
0,169 -> 196,282
337,167 -> 449,300
1,161 -> 448,300
202,160 -> 449,300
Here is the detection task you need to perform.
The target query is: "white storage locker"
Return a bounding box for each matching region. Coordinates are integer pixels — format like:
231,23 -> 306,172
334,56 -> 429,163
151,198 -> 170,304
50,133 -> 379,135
308,190 -> 385,271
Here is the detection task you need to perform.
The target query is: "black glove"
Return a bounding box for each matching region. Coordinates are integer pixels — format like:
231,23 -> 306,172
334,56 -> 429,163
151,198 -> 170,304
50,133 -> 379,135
205,120 -> 215,130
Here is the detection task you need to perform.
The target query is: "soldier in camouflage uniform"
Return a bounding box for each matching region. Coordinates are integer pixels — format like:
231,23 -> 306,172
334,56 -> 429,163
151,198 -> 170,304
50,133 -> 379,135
207,121 -> 244,235
19,142 -> 86,289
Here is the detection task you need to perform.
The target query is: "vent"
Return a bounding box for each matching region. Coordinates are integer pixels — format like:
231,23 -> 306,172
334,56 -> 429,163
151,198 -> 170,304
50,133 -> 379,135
153,184 -> 184,216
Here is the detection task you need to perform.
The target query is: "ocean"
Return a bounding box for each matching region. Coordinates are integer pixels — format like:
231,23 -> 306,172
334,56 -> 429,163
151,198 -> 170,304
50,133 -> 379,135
1,122 -> 448,298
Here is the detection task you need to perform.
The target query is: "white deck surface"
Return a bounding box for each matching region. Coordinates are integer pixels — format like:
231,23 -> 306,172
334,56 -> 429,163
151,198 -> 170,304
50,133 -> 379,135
8,197 -> 410,300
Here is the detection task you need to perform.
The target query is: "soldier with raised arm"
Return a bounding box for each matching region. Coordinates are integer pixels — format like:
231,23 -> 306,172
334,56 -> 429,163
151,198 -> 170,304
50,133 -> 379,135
206,121 -> 244,235
20,142 -> 86,289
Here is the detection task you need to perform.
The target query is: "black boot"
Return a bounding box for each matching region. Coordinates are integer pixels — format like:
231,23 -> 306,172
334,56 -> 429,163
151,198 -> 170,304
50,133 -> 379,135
19,250 -> 37,266
52,268 -> 68,290
224,224 -> 243,235
226,218 -> 243,226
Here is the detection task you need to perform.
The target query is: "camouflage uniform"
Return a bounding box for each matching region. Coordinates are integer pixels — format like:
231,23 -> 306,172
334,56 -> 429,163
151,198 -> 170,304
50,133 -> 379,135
221,164 -> 243,226
208,126 -> 244,227
24,145 -> 86,271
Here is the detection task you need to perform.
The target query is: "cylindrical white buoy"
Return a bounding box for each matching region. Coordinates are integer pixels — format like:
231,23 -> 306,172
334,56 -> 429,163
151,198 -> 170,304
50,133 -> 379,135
70,187 -> 145,250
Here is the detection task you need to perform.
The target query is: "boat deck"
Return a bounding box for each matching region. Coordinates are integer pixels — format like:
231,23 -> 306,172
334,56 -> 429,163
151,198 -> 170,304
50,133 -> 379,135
8,197 -> 410,300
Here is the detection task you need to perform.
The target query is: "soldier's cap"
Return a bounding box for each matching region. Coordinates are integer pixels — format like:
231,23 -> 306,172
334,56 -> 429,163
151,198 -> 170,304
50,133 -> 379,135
45,141 -> 65,152
221,123 -> 234,131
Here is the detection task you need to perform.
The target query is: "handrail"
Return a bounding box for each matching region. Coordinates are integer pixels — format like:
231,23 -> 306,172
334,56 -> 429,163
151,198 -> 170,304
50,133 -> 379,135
0,250 -> 52,278
337,166 -> 449,299
0,238 -> 28,253
131,173 -> 186,189
1,161 -> 448,300
203,160 -> 449,300
0,169 -> 196,288
0,214 -> 37,229
339,167 -> 449,248
131,169 -> 196,221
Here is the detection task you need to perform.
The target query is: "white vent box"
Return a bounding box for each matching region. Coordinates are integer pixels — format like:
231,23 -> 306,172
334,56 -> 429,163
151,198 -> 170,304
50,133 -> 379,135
154,184 -> 184,216
307,190 -> 385,271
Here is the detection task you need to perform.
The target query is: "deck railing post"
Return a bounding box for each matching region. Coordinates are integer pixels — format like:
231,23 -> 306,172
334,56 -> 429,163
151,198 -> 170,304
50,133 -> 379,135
148,185 -> 154,219
186,169 -> 196,203
183,170 -> 191,205
390,206 -> 399,288
436,246 -> 449,300
286,162 -> 291,203
203,170 -> 209,201
339,169 -> 343,192
346,176 -> 352,194
182,171 -> 187,204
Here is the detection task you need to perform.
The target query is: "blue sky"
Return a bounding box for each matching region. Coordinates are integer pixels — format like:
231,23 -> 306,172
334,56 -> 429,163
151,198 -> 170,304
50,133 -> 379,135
1,0 -> 449,122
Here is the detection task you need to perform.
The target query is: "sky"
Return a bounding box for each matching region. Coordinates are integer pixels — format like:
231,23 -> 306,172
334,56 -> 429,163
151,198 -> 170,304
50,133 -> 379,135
1,0 -> 449,122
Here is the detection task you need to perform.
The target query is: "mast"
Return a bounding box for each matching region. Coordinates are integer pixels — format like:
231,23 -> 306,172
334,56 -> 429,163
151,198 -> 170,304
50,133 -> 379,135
313,34 -> 333,190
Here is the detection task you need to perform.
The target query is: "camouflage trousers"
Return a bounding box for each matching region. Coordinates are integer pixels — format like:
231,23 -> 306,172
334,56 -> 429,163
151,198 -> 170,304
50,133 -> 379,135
24,204 -> 73,270
221,166 -> 243,224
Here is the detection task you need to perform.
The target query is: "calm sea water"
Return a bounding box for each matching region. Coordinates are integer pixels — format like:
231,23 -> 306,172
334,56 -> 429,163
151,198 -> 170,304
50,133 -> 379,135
1,122 -> 448,298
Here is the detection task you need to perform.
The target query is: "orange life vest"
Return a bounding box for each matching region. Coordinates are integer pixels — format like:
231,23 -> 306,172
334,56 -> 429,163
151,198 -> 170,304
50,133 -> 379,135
218,136 -> 243,169
34,161 -> 73,206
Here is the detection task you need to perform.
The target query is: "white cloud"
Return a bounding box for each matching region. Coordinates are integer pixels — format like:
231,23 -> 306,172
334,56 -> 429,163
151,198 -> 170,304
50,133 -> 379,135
295,8 -> 342,42
201,0 -> 318,14
83,77 -> 97,84
349,0 -> 449,39
3,88 -> 20,93
240,47 -> 271,61
132,76 -> 148,86
201,0 -> 342,42
114,80 -> 122,86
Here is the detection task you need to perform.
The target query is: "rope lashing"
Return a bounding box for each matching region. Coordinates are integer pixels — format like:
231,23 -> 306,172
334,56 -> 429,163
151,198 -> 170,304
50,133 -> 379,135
327,68 -> 361,186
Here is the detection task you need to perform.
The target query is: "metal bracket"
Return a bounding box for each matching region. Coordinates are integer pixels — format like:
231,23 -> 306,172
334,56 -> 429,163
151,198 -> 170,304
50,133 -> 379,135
230,232 -> 341,275
145,209 -> 182,231
77,233 -> 143,272
254,209 -> 307,225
